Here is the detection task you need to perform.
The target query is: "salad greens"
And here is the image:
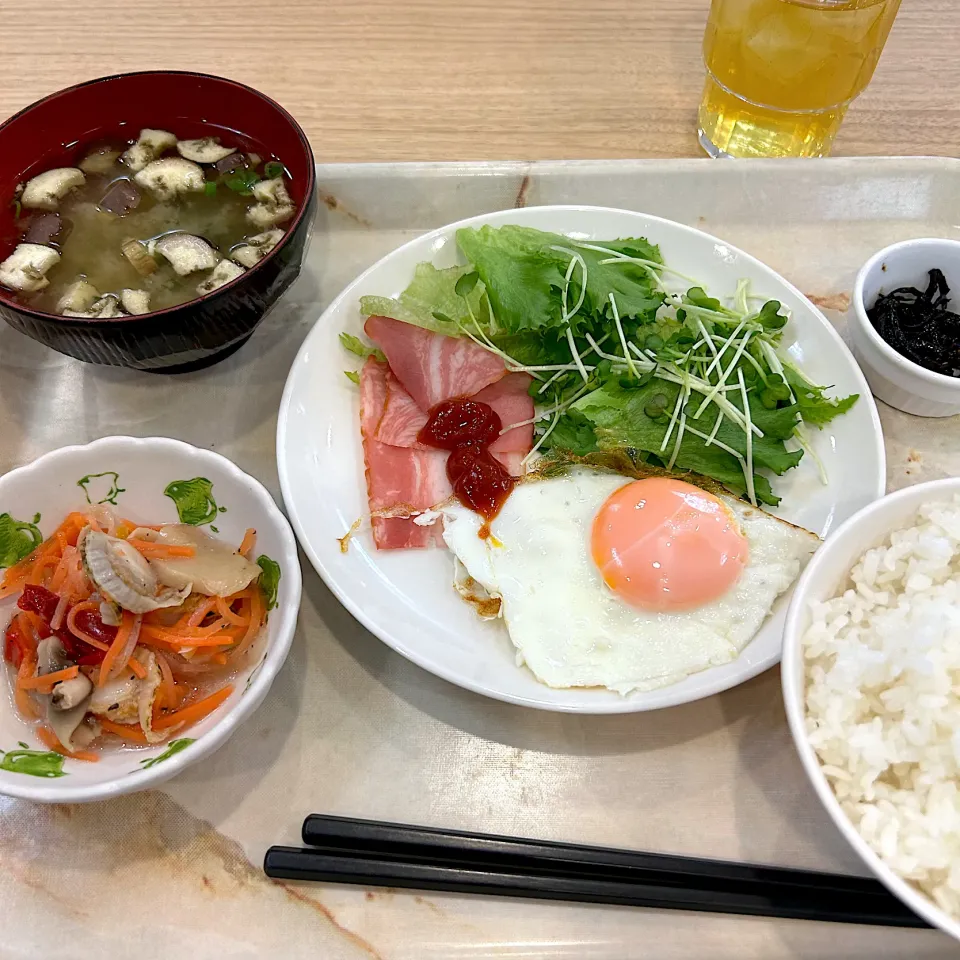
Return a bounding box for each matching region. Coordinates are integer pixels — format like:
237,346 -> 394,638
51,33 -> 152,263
349,225 -> 857,507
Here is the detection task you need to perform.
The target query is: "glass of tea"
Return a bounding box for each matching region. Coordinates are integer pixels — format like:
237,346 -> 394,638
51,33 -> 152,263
698,0 -> 901,159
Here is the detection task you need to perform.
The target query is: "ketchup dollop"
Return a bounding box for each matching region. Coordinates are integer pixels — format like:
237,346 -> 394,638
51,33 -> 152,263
418,399 -> 516,526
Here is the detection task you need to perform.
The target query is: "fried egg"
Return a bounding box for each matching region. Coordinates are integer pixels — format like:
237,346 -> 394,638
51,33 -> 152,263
439,468 -> 818,695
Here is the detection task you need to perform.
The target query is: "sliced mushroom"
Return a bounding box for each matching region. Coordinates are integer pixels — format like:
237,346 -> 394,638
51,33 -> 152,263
23,212 -> 67,247
196,259 -> 243,295
37,636 -> 69,675
133,158 -> 205,201
35,637 -> 94,752
246,177 -> 294,228
153,233 -> 220,276
120,288 -> 150,315
230,228 -> 283,268
121,238 -> 158,277
121,128 -> 177,173
79,145 -> 122,175
0,243 -> 61,293
62,295 -> 125,319
177,137 -> 236,164
21,168 -> 85,211
79,527 -> 192,613
56,279 -> 100,315
51,672 -> 93,710
134,524 -> 261,597
136,650 -> 166,743
99,179 -> 141,216
47,698 -> 93,753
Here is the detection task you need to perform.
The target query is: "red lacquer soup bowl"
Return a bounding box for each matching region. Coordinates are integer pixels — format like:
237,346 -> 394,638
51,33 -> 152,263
0,71 -> 316,372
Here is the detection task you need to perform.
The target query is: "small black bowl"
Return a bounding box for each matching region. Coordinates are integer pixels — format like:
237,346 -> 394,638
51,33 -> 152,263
0,71 -> 316,372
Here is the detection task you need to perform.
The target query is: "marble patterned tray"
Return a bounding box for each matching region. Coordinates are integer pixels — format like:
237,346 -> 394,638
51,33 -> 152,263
1,158 -> 958,960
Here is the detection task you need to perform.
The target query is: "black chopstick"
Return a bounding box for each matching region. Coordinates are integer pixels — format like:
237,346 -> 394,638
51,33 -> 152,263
259,815 -> 929,928
300,815 -> 887,899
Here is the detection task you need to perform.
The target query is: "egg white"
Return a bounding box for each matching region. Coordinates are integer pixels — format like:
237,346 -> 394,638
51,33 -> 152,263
440,468 -> 818,695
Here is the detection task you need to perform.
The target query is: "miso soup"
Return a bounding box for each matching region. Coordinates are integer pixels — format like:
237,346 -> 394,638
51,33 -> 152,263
0,127 -> 296,317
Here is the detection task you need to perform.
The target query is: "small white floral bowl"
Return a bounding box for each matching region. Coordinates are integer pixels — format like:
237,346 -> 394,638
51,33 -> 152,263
0,436 -> 301,803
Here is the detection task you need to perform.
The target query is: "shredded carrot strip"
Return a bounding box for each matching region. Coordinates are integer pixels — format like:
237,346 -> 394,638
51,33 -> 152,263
213,653 -> 228,665
49,549 -> 74,593
215,596 -> 247,626
239,528 -> 256,557
16,613 -> 39,653
18,665 -> 79,691
99,611 -> 135,686
127,541 -> 196,559
154,684 -> 233,731
66,602 -> 110,651
128,657 -> 147,680
155,651 -> 177,709
27,552 -> 61,586
186,597 -> 218,628
139,626 -> 233,648
98,718 -> 148,743
233,588 -> 263,658
14,653 -> 40,719
2,549 -> 39,588
37,725 -> 98,762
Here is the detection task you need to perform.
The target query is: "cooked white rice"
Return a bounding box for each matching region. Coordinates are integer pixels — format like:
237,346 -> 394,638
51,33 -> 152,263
803,495 -> 960,918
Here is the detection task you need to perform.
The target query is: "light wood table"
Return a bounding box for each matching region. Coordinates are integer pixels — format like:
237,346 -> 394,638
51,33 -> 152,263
0,0 -> 954,161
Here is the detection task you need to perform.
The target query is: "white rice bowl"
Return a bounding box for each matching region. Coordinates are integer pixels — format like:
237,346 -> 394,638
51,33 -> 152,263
802,494 -> 960,919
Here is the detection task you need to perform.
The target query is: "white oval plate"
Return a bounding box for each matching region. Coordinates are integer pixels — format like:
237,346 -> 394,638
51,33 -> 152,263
278,205 -> 885,713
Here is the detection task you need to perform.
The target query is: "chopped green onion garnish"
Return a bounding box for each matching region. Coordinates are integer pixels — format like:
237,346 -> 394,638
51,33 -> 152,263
12,199 -> 21,219
204,182 -> 217,197
263,161 -> 284,179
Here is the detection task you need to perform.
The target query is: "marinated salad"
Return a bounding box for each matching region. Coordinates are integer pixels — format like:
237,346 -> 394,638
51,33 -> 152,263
349,224 -> 858,508
1,508 -> 276,760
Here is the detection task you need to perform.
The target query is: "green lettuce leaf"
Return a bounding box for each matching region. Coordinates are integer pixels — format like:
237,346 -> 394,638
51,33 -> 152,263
455,225 -> 664,335
359,263 -> 486,336
339,333 -> 385,362
544,408 -> 600,456
782,363 -> 858,426
572,380 -> 803,505
456,225 -> 567,334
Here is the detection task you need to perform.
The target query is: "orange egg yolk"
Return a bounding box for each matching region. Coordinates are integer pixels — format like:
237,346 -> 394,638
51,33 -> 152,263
590,477 -> 749,612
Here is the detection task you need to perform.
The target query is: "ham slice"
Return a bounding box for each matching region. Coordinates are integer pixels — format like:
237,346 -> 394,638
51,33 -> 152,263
472,373 -> 535,455
375,370 -> 535,459
360,358 -> 449,549
375,370 -> 429,448
494,451 -> 526,478
365,315 -> 506,412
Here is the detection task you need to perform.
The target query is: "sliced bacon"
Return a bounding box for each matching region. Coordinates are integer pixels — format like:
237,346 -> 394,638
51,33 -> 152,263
494,451 -> 526,478
375,370 -> 534,461
375,370 -> 429,448
360,358 -> 449,549
472,373 -> 535,455
364,315 -> 506,412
